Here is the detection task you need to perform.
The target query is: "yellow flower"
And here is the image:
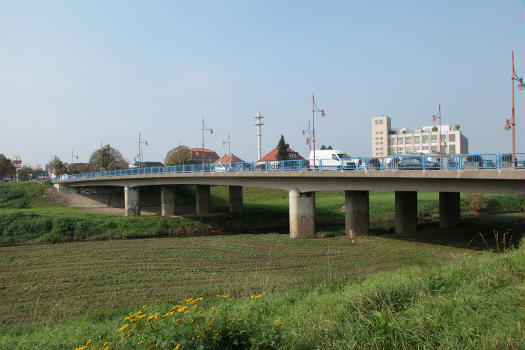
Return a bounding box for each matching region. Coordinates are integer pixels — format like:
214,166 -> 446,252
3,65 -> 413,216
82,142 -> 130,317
184,310 -> 189,314
184,298 -> 193,303
175,318 -> 182,324
74,346 -> 87,350
210,306 -> 216,313
162,311 -> 175,318
103,342 -> 109,346
85,339 -> 92,346
173,345 -> 180,350
147,345 -> 155,350
177,306 -> 188,313
116,323 -> 129,332
217,294 -> 230,299
147,313 -> 160,321
103,347 -> 108,350
138,340 -> 144,344
273,320 -> 283,326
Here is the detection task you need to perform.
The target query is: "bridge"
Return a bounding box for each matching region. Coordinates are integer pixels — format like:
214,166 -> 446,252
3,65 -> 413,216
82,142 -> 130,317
52,154 -> 525,238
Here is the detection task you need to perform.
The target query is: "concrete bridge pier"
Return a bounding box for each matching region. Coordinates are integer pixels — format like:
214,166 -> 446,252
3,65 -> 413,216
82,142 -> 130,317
161,186 -> 176,216
395,191 -> 417,233
289,189 -> 316,238
196,185 -> 211,215
345,190 -> 369,238
439,192 -> 460,228
229,186 -> 243,214
125,186 -> 141,217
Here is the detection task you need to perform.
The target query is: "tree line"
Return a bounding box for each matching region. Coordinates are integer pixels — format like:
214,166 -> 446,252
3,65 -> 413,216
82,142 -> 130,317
1,135 -> 298,180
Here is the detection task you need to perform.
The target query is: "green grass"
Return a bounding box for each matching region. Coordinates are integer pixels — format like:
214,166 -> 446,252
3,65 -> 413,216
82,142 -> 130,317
0,182 -> 523,244
0,236 -> 523,350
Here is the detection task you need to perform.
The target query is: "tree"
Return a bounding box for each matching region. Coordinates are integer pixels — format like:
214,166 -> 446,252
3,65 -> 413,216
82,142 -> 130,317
454,124 -> 461,130
49,156 -> 67,176
320,145 -> 327,150
432,126 -> 438,132
0,154 -> 15,180
67,163 -> 89,174
276,135 -> 289,161
327,145 -> 333,150
89,145 -> 128,171
164,145 -> 191,166
18,166 -> 34,181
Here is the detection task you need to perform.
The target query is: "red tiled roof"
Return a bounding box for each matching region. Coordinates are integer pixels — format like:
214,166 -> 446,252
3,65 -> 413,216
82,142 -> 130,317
189,148 -> 217,154
259,146 -> 304,161
213,154 -> 245,164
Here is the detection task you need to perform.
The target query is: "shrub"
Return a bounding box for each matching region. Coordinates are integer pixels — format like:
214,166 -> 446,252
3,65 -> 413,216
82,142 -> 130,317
464,193 -> 489,213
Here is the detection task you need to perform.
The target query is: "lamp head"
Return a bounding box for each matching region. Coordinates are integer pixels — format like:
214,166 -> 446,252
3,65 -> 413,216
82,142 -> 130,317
504,119 -> 512,131
517,78 -> 525,91
321,109 -> 325,117
432,115 -> 436,122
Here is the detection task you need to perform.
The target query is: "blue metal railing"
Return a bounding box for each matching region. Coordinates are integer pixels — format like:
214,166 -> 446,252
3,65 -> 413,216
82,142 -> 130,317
51,152 -> 525,182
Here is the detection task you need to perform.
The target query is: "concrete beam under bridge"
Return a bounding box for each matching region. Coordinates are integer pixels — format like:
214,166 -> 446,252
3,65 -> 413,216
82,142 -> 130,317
439,192 -> 460,228
345,190 -> 369,238
161,186 -> 176,216
395,191 -> 417,233
289,189 -> 315,238
229,186 -> 243,214
124,186 -> 140,216
196,185 -> 211,215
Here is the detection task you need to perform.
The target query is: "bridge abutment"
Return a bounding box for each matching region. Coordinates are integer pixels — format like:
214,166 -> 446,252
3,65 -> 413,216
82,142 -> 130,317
161,186 -> 176,216
345,190 -> 369,238
124,186 -> 141,216
395,191 -> 417,233
439,192 -> 460,228
196,185 -> 211,215
289,189 -> 315,238
229,186 -> 243,214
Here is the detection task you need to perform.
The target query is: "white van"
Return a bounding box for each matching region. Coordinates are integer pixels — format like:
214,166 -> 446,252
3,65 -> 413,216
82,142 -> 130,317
308,149 -> 356,169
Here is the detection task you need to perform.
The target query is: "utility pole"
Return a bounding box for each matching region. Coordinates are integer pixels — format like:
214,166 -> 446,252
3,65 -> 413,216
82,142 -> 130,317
137,132 -> 148,168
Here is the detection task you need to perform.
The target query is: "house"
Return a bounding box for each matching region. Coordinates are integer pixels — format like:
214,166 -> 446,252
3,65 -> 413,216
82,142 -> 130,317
189,148 -> 220,164
213,154 -> 245,164
259,146 -> 304,161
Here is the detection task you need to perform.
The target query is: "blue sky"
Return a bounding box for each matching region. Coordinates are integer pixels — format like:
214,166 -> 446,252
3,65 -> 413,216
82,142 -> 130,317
1,0 -> 524,166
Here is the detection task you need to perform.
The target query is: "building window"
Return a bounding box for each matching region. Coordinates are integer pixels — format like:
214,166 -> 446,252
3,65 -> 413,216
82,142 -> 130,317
449,134 -> 455,142
431,145 -> 438,152
379,120 -> 383,124
380,131 -> 383,134
397,137 -> 404,144
413,136 -> 420,144
389,137 -> 395,145
398,147 -> 404,152
431,135 -> 437,143
405,136 -> 412,144
449,144 -> 456,154
422,145 -> 429,150
389,147 -> 395,154
422,135 -> 428,143
375,120 -> 379,125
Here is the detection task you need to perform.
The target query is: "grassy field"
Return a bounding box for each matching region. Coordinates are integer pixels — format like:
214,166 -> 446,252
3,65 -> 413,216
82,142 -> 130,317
0,235 -> 523,349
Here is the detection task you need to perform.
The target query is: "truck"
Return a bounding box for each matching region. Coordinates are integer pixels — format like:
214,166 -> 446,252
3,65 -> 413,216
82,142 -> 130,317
308,149 -> 356,169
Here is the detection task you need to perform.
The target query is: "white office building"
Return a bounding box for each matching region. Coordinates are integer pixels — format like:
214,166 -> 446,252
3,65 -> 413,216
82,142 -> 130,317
371,115 -> 468,157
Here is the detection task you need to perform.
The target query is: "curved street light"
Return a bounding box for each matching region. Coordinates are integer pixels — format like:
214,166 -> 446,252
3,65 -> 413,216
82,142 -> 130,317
507,51 -> 523,165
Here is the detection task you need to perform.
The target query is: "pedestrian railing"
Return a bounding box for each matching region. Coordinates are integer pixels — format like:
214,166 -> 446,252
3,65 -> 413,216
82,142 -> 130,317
51,152 -> 525,182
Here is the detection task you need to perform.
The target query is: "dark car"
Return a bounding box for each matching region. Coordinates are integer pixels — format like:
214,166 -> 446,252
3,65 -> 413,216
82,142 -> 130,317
367,158 -> 382,170
396,157 -> 440,170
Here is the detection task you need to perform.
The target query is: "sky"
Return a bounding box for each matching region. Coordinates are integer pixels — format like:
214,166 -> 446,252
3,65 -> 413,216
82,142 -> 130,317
1,0 -> 524,167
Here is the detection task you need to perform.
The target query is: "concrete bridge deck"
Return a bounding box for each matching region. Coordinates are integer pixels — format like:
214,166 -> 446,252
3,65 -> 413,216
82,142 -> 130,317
54,168 -> 525,238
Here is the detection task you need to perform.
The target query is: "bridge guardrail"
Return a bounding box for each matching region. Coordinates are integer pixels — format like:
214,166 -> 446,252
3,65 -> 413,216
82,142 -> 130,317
51,152 -> 525,182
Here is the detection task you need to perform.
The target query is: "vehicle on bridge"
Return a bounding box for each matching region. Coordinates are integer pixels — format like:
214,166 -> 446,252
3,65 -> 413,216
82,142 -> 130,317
309,150 -> 357,170
395,156 -> 440,170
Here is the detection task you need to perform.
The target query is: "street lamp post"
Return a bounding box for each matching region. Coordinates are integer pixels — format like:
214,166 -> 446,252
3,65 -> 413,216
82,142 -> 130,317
432,104 -> 446,154
301,121 -> 312,154
506,51 -> 525,165
311,93 -> 325,163
137,132 -> 148,168
222,133 -> 231,164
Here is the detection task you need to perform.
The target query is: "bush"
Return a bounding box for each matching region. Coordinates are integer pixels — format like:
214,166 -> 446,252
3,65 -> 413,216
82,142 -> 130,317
464,193 -> 489,213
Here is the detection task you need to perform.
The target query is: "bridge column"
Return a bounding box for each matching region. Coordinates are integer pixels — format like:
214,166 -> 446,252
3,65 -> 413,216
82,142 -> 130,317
439,192 -> 460,228
161,186 -> 176,216
289,189 -> 315,238
395,191 -> 417,233
125,186 -> 141,217
229,186 -> 243,214
345,190 -> 369,238
196,185 -> 211,215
